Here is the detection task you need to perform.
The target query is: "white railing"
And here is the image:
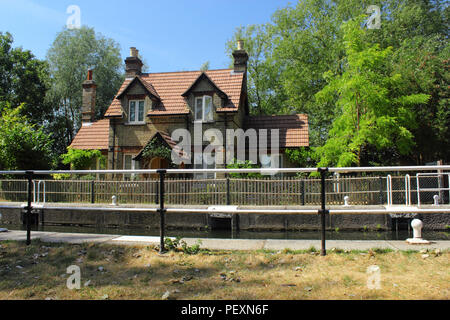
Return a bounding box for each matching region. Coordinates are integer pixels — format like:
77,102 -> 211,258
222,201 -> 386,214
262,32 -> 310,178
416,172 -> 450,206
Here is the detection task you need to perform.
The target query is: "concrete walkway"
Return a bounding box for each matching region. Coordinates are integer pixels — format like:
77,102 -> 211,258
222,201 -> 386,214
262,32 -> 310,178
1,230 -> 449,251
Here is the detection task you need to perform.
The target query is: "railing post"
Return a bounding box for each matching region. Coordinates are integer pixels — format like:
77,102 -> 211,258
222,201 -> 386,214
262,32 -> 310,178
155,180 -> 159,205
301,179 -> 305,206
226,176 -> 230,205
25,170 -> 34,246
91,180 -> 95,204
318,167 -> 329,256
379,176 -> 384,205
157,170 -> 166,253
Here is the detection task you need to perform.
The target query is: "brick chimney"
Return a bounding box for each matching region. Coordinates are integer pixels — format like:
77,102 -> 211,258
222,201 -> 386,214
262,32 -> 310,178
125,47 -> 143,78
233,40 -> 248,73
81,69 -> 96,124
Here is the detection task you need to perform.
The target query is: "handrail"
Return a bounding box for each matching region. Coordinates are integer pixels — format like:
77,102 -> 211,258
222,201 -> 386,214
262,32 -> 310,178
416,172 -> 450,206
386,175 -> 392,206
1,204 -> 450,215
1,165 -> 450,176
405,174 -> 411,206
2,165 -> 449,254
32,180 -> 46,204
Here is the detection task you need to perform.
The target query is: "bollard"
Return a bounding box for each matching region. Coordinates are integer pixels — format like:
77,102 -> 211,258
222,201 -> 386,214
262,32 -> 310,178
433,195 -> 439,206
406,219 -> 431,244
344,196 -> 350,206
111,195 -> 117,206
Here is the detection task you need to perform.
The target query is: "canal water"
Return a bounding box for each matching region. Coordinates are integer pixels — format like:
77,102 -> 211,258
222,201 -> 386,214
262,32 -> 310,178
1,224 -> 449,240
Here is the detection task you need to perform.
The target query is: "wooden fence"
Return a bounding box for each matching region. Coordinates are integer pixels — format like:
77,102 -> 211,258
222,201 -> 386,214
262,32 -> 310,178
0,176 -> 392,206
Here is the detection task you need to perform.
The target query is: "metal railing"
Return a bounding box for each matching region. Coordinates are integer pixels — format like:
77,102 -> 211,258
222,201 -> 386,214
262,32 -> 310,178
1,165 -> 450,255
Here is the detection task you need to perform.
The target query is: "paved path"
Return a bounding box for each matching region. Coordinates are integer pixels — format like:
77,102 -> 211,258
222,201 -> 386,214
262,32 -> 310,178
1,230 -> 449,251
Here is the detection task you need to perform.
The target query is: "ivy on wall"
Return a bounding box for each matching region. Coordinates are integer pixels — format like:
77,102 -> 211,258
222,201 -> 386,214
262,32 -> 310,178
141,138 -> 171,161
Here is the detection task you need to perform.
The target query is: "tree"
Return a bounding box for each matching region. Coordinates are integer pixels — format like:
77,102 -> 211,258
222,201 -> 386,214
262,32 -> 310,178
313,17 -> 429,167
226,24 -> 284,116
227,0 -> 448,164
46,26 -> 123,158
0,32 -> 52,124
391,35 -> 449,164
0,104 -> 53,170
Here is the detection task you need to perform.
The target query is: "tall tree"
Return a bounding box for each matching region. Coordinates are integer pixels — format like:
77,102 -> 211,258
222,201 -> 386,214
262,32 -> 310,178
226,24 -> 285,116
0,32 -> 52,124
314,17 -> 429,167
392,35 -> 449,163
227,0 -> 449,164
46,26 -> 124,158
0,104 -> 53,170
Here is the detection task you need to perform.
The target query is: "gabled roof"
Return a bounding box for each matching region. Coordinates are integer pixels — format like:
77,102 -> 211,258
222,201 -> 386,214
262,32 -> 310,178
133,131 -> 188,162
181,72 -> 228,99
69,119 -> 110,150
105,69 -> 244,117
244,114 -> 309,148
116,76 -> 160,100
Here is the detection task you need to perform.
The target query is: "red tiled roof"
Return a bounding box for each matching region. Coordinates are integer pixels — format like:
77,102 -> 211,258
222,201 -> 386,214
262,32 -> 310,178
69,119 -> 110,150
244,114 -> 309,148
104,69 -> 244,117
116,76 -> 160,100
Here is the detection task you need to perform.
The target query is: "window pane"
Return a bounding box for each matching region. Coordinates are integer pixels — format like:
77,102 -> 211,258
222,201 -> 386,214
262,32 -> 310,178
138,101 -> 144,122
204,96 -> 213,121
195,98 -> 203,120
129,101 -> 136,122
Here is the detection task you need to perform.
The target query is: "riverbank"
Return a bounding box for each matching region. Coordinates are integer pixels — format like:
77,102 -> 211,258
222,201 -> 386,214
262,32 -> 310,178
0,236 -> 448,300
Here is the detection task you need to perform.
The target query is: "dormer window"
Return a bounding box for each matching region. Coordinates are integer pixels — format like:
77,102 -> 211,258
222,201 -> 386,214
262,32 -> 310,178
194,95 -> 213,122
129,100 -> 145,123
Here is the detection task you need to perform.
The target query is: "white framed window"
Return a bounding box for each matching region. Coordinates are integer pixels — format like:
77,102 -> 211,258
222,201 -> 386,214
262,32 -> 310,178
193,152 -> 216,179
129,100 -> 145,124
194,95 -> 214,122
123,154 -> 140,180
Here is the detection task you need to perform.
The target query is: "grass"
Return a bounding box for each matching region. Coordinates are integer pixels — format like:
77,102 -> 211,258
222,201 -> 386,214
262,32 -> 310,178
0,239 -> 448,300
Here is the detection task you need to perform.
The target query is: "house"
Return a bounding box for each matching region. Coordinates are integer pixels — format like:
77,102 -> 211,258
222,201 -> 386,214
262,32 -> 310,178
70,42 -> 309,177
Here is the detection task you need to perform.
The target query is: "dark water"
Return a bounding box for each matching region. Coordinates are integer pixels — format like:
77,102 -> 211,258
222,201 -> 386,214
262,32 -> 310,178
1,223 -> 449,240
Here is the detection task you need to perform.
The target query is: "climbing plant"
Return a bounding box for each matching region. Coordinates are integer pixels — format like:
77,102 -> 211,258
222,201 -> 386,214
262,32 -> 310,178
141,138 -> 172,161
60,147 -> 104,170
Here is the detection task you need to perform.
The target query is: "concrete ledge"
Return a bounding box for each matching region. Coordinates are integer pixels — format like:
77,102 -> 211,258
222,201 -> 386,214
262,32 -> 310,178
1,230 -> 449,251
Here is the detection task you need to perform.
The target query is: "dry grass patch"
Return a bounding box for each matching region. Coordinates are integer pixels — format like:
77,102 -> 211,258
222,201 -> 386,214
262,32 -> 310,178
0,240 -> 448,300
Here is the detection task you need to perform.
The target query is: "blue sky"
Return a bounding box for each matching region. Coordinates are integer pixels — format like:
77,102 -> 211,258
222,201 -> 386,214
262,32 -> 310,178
0,0 -> 294,72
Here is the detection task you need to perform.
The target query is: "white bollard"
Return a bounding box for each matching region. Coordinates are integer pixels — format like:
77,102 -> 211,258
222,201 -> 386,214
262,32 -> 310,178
433,195 -> 439,206
406,219 -> 430,244
111,195 -> 118,206
344,196 -> 350,206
